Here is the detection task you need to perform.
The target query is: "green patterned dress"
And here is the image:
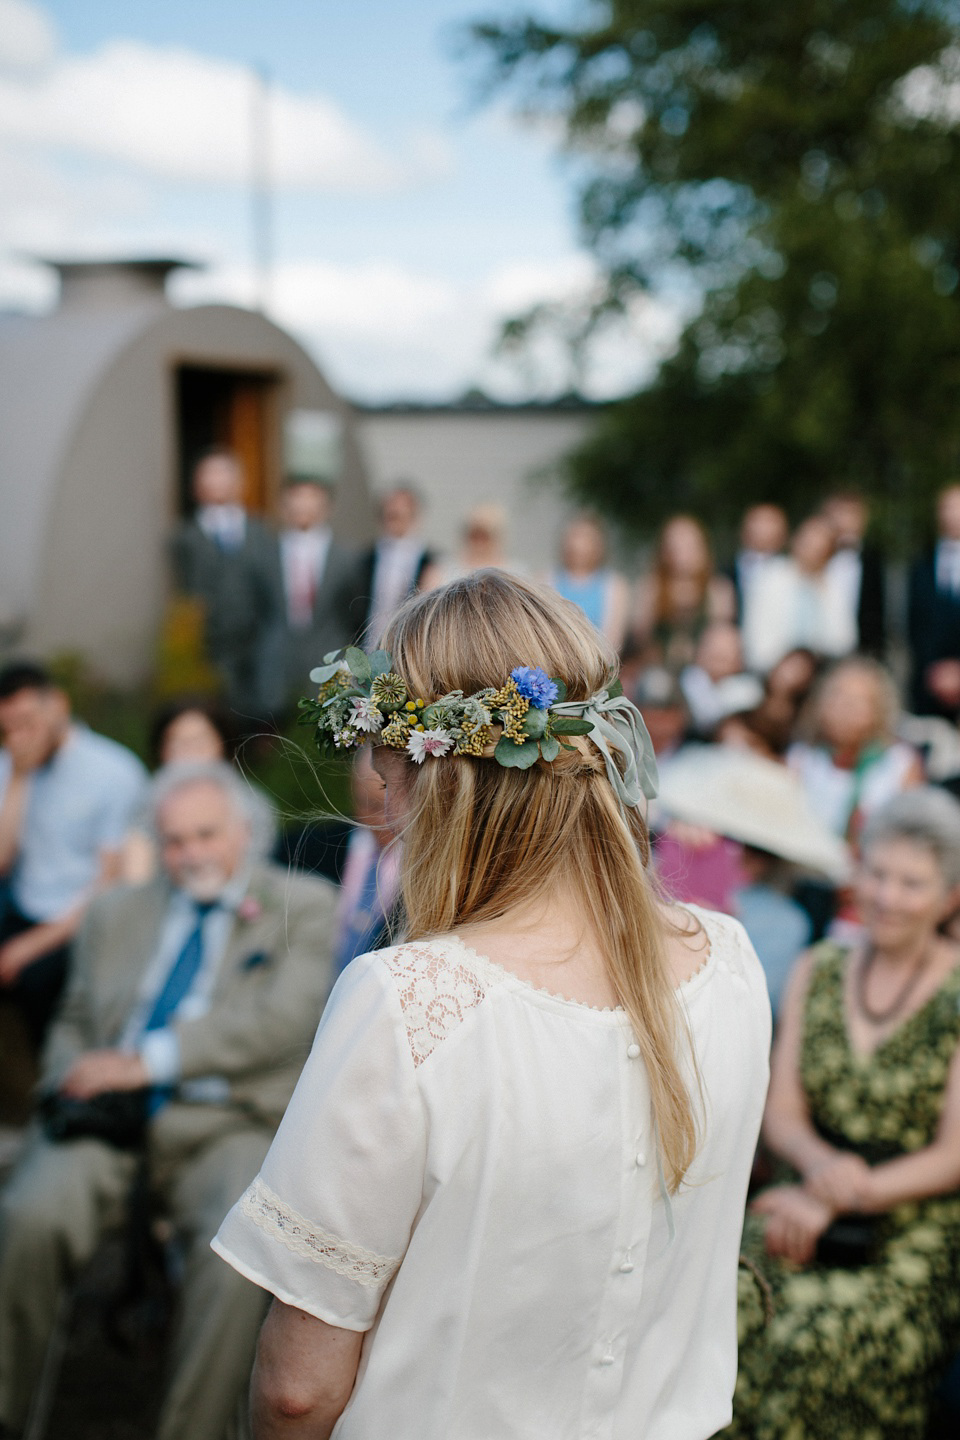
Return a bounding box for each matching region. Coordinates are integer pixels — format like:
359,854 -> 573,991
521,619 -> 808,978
724,942 -> 960,1440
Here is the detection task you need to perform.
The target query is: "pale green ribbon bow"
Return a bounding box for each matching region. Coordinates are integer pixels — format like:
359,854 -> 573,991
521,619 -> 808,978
552,688 -> 659,811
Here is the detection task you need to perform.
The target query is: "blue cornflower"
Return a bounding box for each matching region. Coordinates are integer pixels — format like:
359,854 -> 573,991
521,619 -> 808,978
511,666 -> 559,709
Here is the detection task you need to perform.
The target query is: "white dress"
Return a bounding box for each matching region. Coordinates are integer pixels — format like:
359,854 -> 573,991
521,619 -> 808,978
213,905 -> 771,1440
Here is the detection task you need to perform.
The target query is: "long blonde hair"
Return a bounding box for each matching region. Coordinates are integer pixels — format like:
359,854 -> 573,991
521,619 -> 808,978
381,569 -> 697,1191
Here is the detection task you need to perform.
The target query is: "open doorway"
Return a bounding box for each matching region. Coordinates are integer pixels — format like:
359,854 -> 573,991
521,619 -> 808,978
175,365 -> 280,516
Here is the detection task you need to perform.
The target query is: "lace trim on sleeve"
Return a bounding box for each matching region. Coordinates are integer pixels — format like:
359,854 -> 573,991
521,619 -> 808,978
238,1176 -> 402,1288
383,941 -> 493,1067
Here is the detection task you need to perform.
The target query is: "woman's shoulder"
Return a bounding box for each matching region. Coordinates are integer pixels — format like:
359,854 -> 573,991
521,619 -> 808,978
358,935 -> 504,1069
670,902 -> 763,985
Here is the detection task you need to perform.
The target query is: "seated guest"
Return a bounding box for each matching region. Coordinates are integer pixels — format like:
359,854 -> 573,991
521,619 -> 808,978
725,788 -> 960,1439
149,697 -> 237,769
654,744 -> 849,1010
0,662 -> 147,1049
679,622 -> 764,736
788,657 -> 922,847
120,699 -> 241,886
0,761 -> 336,1440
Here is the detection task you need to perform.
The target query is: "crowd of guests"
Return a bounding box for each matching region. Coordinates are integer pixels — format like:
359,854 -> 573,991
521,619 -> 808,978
4,465 -> 960,1437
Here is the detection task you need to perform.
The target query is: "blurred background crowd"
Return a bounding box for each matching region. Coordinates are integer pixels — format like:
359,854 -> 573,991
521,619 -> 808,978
7,452 -> 960,1437
8,0 -> 960,1434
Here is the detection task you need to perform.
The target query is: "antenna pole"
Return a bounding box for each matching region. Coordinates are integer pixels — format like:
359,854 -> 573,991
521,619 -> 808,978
251,65 -> 271,312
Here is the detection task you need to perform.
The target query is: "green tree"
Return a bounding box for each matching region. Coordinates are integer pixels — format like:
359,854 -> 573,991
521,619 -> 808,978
473,0 -> 960,547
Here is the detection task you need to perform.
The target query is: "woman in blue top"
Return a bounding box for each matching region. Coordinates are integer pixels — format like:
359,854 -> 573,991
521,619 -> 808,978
549,514 -> 630,651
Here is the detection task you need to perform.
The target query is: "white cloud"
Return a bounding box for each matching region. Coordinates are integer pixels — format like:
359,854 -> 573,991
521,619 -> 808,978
171,253 -> 683,402
0,0 -> 56,74
0,27 -> 449,191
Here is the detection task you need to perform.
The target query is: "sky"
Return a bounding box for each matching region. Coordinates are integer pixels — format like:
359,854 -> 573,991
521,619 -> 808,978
0,0 -> 683,401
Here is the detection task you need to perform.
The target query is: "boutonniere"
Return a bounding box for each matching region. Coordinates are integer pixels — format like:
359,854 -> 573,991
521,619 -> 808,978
236,896 -> 263,924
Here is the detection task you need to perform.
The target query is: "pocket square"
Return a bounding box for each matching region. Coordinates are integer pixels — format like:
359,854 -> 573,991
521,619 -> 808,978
241,950 -> 271,971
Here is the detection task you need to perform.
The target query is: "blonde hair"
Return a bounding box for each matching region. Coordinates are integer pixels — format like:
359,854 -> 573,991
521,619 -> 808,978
381,568 -> 697,1191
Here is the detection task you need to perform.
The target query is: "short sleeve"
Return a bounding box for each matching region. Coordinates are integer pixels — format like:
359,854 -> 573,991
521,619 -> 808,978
211,953 -> 425,1331
95,756 -> 148,848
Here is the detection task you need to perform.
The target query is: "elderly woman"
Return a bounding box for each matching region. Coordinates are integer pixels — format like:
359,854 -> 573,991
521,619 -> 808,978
725,787 -> 960,1440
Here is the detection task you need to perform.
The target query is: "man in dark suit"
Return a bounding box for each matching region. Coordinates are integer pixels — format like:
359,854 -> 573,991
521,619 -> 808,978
822,491 -> 887,658
266,478 -> 365,705
358,483 -> 435,646
169,450 -> 278,718
908,483 -> 960,717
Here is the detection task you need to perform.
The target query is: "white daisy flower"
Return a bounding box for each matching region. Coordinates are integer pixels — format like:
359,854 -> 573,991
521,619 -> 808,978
348,697 -> 383,733
406,728 -> 454,763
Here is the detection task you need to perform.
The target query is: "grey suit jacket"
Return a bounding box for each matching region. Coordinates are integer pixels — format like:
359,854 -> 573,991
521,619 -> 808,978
43,863 -> 338,1141
262,533 -> 367,704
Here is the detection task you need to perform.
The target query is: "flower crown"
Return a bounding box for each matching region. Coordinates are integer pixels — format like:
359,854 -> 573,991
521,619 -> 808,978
299,646 -> 659,807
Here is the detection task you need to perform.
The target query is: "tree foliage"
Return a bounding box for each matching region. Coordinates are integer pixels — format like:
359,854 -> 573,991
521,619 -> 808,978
473,1 -> 960,546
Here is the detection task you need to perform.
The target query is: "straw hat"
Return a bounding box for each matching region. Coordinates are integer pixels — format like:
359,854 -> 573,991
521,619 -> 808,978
655,743 -> 851,882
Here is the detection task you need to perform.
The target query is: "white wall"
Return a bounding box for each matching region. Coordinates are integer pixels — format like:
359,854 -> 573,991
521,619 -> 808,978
355,409 -> 594,574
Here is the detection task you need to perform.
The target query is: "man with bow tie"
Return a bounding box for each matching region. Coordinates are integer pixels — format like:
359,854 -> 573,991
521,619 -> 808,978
909,483 -> 960,717
0,762 -> 336,1440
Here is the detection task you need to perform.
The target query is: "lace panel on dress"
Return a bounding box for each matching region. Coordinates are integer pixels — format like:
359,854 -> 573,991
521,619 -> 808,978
383,942 -> 491,1067
238,1176 -> 401,1288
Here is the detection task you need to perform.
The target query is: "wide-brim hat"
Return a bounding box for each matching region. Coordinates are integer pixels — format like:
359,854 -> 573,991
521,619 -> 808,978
655,743 -> 851,882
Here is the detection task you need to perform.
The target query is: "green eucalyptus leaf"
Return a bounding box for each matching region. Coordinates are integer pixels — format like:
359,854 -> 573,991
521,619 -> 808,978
551,677 -> 568,702
494,737 -> 540,769
606,678 -> 624,700
539,734 -> 560,762
308,661 -> 345,684
369,649 -> 393,678
344,646 -> 372,685
551,716 -> 594,736
522,707 -> 548,739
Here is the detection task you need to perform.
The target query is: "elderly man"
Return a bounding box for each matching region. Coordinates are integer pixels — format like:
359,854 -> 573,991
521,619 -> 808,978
0,763 -> 337,1440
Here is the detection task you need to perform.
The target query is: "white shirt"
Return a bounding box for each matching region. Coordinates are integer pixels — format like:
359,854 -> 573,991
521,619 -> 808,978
937,538 -> 960,595
213,906 -> 770,1440
0,725 -> 146,921
123,867 -> 251,1095
741,556 -> 857,672
197,504 -> 247,551
826,545 -> 863,626
787,741 -> 918,837
281,526 -> 332,628
367,536 -> 425,645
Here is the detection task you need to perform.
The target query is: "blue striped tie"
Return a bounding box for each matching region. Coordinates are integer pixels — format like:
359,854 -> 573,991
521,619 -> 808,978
145,900 -> 217,1111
